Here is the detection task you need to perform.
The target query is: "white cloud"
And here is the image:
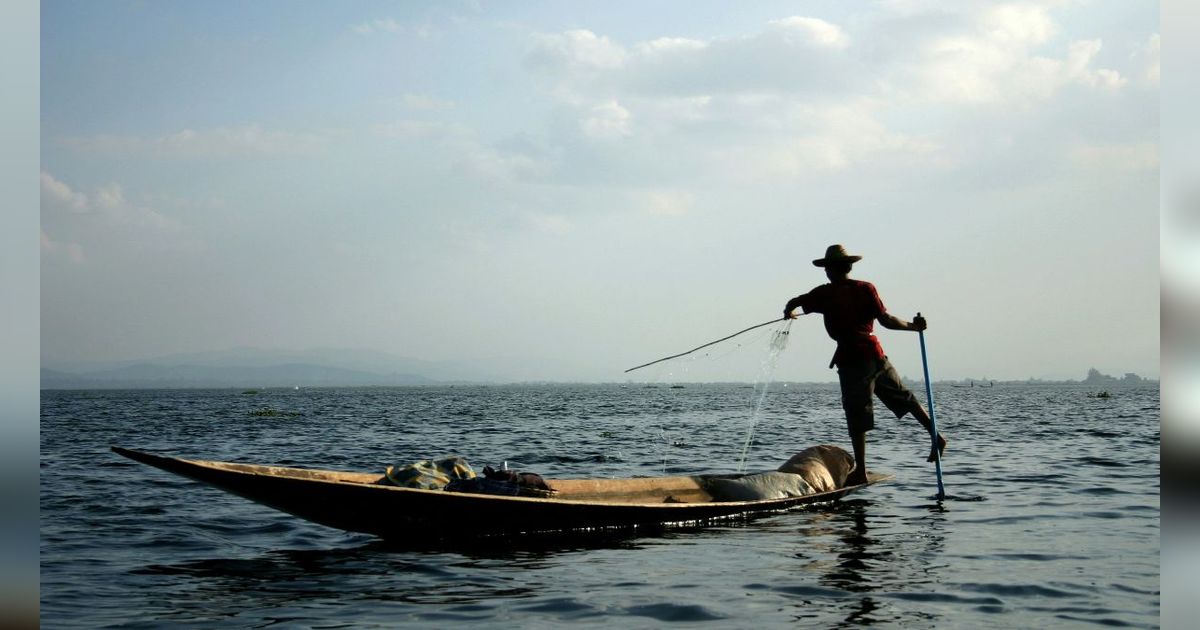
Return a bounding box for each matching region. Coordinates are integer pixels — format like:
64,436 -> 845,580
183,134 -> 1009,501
353,18 -> 403,34
40,171 -> 188,264
526,29 -> 627,73
908,9 -> 1125,105
730,100 -> 941,177
979,4 -> 1057,46
766,16 -> 851,50
581,100 -> 632,139
513,6 -> 1148,188
96,183 -> 181,231
40,171 -> 89,212
60,125 -> 325,158
1064,40 -> 1126,89
352,18 -> 437,38
40,230 -> 86,263
95,182 -> 124,210
457,145 -> 546,181
634,37 -> 707,57
1136,33 -> 1160,87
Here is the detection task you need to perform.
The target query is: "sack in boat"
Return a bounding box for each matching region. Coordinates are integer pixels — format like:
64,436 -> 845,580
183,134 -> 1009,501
776,444 -> 855,492
705,471 -> 816,502
445,477 -> 521,496
483,466 -> 552,490
481,466 -> 557,497
386,456 -> 476,489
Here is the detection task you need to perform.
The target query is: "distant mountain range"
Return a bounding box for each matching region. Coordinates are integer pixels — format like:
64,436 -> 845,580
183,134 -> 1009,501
39,349 -> 1157,389
40,347 -> 547,389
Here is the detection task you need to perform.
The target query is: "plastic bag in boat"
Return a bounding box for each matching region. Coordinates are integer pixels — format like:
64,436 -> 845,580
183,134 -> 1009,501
705,471 -> 816,502
385,456 -> 476,489
776,444 -> 855,492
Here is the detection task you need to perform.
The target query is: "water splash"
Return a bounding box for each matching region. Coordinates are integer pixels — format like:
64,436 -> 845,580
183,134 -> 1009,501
737,321 -> 793,471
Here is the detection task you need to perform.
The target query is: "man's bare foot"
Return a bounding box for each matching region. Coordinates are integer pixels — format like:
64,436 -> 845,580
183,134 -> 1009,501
926,434 -> 947,462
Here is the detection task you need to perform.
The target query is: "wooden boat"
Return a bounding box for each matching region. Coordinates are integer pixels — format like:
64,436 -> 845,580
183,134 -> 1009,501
113,447 -> 890,539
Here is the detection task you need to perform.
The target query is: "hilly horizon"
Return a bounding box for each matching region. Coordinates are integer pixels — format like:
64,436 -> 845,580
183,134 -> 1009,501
39,346 -> 597,387
38,346 -> 1155,389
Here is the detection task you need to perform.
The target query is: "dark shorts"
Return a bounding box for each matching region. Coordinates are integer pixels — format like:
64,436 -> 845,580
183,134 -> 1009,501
837,355 -> 920,434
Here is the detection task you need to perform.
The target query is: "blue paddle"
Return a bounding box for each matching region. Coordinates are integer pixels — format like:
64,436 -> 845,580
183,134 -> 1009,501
917,312 -> 946,501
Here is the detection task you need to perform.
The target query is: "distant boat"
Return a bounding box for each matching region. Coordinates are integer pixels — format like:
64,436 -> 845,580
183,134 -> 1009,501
112,447 -> 889,540
953,380 -> 994,388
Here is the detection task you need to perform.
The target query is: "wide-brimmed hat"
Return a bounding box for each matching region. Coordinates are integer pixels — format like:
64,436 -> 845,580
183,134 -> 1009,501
812,244 -> 862,267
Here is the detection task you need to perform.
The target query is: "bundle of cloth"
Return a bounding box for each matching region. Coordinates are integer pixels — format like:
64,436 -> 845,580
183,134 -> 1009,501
385,456 -> 476,489
704,445 -> 856,502
384,456 -> 555,497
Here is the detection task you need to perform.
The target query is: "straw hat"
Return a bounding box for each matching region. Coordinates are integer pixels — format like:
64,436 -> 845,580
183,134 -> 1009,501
812,244 -> 862,267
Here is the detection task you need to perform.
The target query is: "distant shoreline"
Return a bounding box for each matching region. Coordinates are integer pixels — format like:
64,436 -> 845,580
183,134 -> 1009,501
40,379 -> 1158,391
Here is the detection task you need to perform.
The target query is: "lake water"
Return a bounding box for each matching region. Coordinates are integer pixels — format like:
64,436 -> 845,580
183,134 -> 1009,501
41,383 -> 1159,628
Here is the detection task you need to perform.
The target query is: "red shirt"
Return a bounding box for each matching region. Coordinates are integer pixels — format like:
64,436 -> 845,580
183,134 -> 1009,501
789,279 -> 887,367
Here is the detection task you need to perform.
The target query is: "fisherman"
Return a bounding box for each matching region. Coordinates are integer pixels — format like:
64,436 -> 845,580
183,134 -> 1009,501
783,244 -> 946,486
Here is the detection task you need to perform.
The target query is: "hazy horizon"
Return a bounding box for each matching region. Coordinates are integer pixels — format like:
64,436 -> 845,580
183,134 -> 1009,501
41,1 -> 1159,384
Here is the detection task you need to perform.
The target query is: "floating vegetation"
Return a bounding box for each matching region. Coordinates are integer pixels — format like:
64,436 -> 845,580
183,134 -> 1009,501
1089,391 -> 1113,399
250,407 -> 300,418
241,390 -> 260,395
599,431 -> 616,439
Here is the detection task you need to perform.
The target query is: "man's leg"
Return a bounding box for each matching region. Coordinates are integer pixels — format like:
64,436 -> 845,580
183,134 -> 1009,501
838,363 -> 874,485
874,357 -> 947,463
847,430 -> 868,485
911,404 -> 947,462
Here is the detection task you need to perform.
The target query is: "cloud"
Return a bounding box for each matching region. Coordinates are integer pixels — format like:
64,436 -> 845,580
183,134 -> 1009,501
1136,33 -> 1160,87
353,18 -> 403,34
527,16 -> 865,101
509,4 -> 1151,191
904,8 -> 1126,105
40,171 -> 189,265
526,29 -> 628,74
40,172 -> 88,212
40,230 -> 85,263
766,16 -> 850,50
352,18 -> 438,38
456,144 -> 547,181
527,7 -> 1131,110
581,100 -> 632,139
92,183 -> 182,231
60,125 -> 325,159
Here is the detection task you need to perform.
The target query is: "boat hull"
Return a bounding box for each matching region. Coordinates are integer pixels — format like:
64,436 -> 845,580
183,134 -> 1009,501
112,447 -> 889,539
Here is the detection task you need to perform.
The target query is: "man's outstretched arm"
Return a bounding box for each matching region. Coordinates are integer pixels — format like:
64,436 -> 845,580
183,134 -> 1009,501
878,312 -> 926,331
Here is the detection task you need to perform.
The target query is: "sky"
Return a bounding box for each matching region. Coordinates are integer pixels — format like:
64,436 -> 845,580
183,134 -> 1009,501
39,0 -> 1160,383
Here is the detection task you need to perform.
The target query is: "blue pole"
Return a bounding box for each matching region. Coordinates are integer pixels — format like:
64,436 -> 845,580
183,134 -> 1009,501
917,312 -> 946,501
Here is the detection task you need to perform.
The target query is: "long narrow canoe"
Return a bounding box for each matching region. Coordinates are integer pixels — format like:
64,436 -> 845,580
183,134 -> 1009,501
113,447 -> 890,539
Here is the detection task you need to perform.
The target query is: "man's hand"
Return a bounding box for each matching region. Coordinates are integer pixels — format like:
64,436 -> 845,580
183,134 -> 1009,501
783,298 -> 800,319
912,314 -> 927,332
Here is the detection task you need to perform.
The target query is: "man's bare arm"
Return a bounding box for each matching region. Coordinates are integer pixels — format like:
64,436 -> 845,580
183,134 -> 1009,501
878,312 -> 926,331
